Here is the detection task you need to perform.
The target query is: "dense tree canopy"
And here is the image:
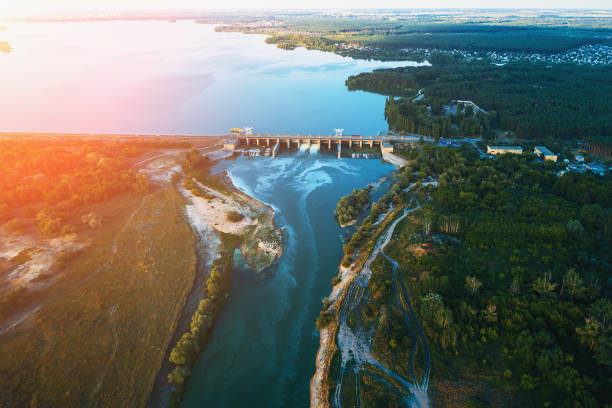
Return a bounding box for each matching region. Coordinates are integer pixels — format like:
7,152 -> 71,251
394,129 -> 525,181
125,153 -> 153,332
347,62 -> 612,143
370,145 -> 612,406
335,186 -> 372,226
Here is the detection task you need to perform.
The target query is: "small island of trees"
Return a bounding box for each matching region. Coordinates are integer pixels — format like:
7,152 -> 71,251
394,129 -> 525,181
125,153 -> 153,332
334,186 -> 372,227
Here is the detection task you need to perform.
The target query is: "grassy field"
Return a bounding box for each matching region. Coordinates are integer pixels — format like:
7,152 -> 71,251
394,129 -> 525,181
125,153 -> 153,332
0,186 -> 198,408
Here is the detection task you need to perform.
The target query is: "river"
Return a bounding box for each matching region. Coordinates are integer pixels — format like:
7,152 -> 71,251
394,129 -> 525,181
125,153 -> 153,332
0,21 -> 425,135
178,149 -> 394,407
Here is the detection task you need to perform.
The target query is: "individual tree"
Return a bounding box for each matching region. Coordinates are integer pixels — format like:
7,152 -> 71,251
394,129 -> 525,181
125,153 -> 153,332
509,279 -> 521,295
566,219 -> 584,236
594,334 -> 612,368
590,299 -> 612,327
576,318 -> 602,351
533,273 -> 558,296
435,307 -> 453,329
169,333 -> 199,365
167,366 -> 191,385
226,211 -> 244,222
36,208 -> 62,237
190,311 -> 212,340
465,275 -> 482,296
520,374 -> 537,391
560,268 -> 584,299
421,292 -> 444,322
482,303 -> 498,323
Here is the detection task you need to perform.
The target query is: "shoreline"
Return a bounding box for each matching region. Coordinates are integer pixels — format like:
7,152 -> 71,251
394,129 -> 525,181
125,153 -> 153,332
146,180 -> 224,408
310,163 -> 403,408
148,153 -> 283,408
310,264 -> 356,407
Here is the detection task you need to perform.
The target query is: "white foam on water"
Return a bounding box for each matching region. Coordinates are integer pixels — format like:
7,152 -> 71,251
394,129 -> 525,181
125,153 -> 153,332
227,169 -> 281,213
251,156 -> 299,195
291,165 -> 332,198
273,223 -> 298,289
309,144 -> 320,155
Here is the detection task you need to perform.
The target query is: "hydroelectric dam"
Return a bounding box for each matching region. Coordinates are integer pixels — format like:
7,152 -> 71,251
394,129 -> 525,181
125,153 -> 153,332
0,131 -> 418,166
225,133 -> 420,165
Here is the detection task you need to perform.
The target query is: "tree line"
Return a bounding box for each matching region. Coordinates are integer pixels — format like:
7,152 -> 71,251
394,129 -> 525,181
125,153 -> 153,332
167,233 -> 239,388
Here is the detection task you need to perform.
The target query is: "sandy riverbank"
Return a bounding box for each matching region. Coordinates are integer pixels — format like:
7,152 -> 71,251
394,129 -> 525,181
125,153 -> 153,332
185,172 -> 283,272
310,161 -> 409,407
146,149 -> 283,407
310,264 -> 356,407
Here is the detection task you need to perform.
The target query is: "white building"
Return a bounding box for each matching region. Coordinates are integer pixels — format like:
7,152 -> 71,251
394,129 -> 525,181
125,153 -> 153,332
487,145 -> 523,155
534,146 -> 557,162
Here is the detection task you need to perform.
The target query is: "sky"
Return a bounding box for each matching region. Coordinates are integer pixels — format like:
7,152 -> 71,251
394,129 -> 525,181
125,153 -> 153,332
1,0 -> 610,15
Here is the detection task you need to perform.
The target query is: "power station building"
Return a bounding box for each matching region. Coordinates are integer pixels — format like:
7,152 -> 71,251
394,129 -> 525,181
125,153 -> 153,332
534,146 -> 558,162
486,145 -> 523,155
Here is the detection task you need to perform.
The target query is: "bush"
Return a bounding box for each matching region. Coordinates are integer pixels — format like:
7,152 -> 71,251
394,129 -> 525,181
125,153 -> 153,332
60,224 -> 76,235
169,333 -> 200,366
167,366 -> 191,385
341,256 -> 352,267
226,211 -> 244,222
36,209 -> 62,237
316,312 -> 334,330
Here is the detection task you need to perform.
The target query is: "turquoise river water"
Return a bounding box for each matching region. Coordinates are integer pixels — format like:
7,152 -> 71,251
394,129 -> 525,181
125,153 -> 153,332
181,149 -> 395,407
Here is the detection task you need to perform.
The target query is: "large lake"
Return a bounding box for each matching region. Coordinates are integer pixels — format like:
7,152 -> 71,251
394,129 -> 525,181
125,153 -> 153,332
0,21 -> 424,135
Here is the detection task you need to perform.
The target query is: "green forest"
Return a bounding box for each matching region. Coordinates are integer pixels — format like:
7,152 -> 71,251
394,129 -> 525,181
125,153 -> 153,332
384,97 -> 491,139
222,16 -> 612,61
346,62 -> 612,143
333,144 -> 612,406
335,186 -> 372,226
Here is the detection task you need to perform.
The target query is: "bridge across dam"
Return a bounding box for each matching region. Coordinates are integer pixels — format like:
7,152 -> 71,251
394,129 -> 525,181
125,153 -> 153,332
237,134 -> 422,148
230,134 -> 416,164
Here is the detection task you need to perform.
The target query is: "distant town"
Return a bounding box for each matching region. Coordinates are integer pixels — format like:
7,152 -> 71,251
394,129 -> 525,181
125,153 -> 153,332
399,43 -> 612,66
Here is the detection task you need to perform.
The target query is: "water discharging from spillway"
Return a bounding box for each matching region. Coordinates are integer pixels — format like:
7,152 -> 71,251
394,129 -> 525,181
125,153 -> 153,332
297,143 -> 320,156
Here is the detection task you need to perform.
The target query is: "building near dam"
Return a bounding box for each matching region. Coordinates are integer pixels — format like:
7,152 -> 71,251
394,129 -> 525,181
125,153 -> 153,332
534,146 -> 558,162
487,145 -> 523,155
224,138 -> 238,151
381,142 -> 394,155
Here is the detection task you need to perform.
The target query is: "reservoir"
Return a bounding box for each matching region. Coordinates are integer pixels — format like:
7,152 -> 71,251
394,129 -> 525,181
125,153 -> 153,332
0,21 -> 424,135
181,150 -> 395,407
